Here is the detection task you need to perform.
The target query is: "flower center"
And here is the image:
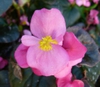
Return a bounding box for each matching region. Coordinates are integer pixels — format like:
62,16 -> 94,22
39,36 -> 58,51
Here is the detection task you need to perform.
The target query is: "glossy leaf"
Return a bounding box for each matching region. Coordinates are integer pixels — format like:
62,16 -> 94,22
0,23 -> 20,43
9,57 -> 56,87
67,26 -> 100,67
0,0 -> 12,16
86,62 -> 100,87
0,70 -> 10,87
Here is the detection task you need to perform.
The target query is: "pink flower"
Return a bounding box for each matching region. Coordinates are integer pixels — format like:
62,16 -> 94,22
15,8 -> 87,78
93,0 -> 99,4
15,8 -> 69,77
0,57 -> 8,69
20,15 -> 29,26
87,9 -> 99,25
68,0 -> 75,4
57,73 -> 84,87
76,0 -> 90,7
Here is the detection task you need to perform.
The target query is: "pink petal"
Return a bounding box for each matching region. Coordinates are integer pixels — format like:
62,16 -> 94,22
0,57 -> 8,69
21,35 -> 39,46
32,68 -> 42,76
93,0 -> 99,4
14,44 -> 29,68
90,10 -> 99,17
55,63 -> 72,78
57,73 -> 72,87
30,8 -> 66,39
76,0 -> 83,6
72,80 -> 84,87
83,1 -> 90,7
68,0 -> 75,4
57,73 -> 84,87
27,44 -> 69,76
20,15 -> 29,26
70,58 -> 82,66
23,29 -> 32,35
63,32 -> 87,61
94,16 -> 99,24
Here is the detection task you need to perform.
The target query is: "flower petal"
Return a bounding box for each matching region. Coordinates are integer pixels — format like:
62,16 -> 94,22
55,63 -> 72,78
57,73 -> 84,87
32,68 -> 42,76
76,0 -> 83,6
14,44 -> 29,68
72,80 -> 84,87
83,1 -> 90,7
57,73 -> 72,87
23,29 -> 32,35
63,32 -> 87,61
21,35 -> 39,46
0,57 -> 8,69
70,58 -> 82,66
27,44 -> 69,76
90,10 -> 99,17
94,16 -> 99,24
30,8 -> 66,39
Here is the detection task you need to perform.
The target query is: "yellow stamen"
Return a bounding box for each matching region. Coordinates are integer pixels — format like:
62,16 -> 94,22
39,36 -> 58,51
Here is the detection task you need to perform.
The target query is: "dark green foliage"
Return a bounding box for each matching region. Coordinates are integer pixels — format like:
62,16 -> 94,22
0,0 -> 12,16
9,57 -> 56,87
0,18 -> 19,43
0,70 -> 10,87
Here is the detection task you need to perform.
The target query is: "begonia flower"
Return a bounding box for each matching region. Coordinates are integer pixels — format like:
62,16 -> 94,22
68,0 -> 75,4
87,9 -> 99,25
57,73 -> 84,87
0,57 -> 8,69
15,8 -> 87,78
93,0 -> 99,4
20,15 -> 29,26
15,8 -> 69,77
76,0 -> 90,7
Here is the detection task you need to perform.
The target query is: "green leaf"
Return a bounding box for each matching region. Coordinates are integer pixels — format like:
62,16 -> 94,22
67,26 -> 100,67
0,23 -> 20,43
9,57 -> 56,87
0,0 -> 12,16
33,0 -> 80,27
72,66 -> 83,79
0,70 -> 10,87
86,62 -> 100,87
82,79 -> 90,87
63,7 -> 80,27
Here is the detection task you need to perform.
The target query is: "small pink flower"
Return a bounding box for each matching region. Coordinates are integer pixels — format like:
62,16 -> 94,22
0,57 -> 8,69
68,0 -> 75,4
87,9 -> 99,25
20,15 -> 29,26
76,0 -> 90,7
93,0 -> 99,4
15,8 -> 87,78
57,73 -> 84,87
